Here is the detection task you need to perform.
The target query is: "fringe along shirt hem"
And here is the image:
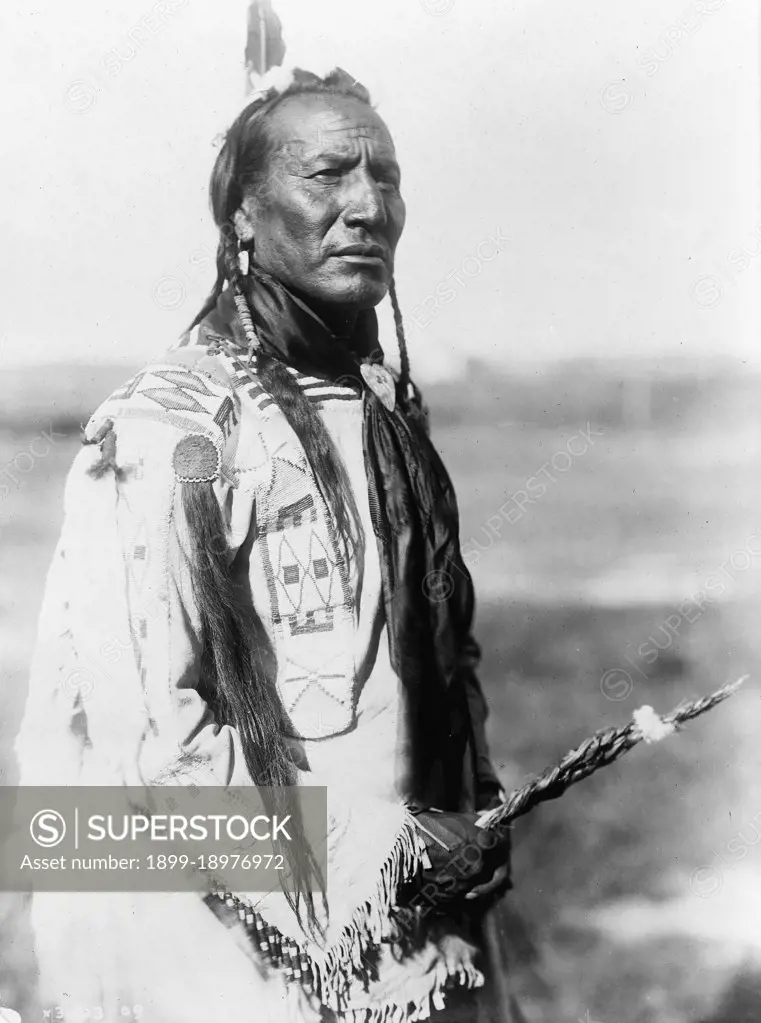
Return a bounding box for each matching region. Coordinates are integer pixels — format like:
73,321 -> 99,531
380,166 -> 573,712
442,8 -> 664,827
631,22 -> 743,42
15,332 -> 495,1021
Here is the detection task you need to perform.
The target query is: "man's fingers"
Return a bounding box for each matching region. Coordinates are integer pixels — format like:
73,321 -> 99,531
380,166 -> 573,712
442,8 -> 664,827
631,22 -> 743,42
464,864 -> 510,900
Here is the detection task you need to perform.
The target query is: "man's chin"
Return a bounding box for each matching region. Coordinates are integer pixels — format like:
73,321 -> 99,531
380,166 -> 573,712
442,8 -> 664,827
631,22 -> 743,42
316,277 -> 389,311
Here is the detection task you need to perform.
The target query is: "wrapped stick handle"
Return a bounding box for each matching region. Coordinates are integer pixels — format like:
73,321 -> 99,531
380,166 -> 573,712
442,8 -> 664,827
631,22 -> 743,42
477,676 -> 746,833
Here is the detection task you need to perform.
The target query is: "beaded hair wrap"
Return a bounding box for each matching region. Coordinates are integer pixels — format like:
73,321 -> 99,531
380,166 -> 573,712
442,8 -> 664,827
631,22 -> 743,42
219,226 -> 261,365
233,284 -> 260,365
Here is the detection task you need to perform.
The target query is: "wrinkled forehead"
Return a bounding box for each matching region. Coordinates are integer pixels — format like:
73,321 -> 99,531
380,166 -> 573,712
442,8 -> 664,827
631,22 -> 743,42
265,92 -> 397,162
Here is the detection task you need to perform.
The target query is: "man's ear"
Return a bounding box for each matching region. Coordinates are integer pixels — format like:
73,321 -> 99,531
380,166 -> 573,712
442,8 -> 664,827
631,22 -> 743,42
233,203 -> 255,244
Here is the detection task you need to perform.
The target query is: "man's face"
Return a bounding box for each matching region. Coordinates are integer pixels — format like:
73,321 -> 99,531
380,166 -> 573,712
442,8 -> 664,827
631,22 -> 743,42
237,92 -> 406,311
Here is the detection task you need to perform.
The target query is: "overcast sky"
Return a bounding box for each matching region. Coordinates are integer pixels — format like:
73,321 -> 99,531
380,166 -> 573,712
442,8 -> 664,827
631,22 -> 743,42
1,0 -> 759,379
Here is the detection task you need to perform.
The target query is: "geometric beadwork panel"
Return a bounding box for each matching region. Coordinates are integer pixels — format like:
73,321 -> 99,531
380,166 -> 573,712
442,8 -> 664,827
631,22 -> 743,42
270,493 -> 340,636
255,461 -> 357,736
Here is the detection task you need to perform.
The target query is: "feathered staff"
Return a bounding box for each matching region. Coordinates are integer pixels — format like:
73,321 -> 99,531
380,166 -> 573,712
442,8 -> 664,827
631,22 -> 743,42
398,677 -> 746,1013
476,677 -> 746,833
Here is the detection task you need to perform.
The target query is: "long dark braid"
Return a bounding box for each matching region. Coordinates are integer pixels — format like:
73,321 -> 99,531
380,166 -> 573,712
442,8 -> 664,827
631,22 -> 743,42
388,276 -> 410,393
183,71 -> 400,929
218,239 -> 365,577
388,274 -> 429,432
183,219 -> 329,930
189,69 -> 376,563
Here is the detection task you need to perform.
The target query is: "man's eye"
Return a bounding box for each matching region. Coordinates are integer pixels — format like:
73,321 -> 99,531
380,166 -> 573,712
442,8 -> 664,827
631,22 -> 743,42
311,168 -> 342,181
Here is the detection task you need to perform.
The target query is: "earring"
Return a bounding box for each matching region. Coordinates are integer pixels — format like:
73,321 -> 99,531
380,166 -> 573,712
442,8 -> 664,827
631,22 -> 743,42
237,241 -> 250,276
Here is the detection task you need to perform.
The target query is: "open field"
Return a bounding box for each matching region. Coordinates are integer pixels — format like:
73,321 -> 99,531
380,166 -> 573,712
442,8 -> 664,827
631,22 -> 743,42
1,362 -> 760,1021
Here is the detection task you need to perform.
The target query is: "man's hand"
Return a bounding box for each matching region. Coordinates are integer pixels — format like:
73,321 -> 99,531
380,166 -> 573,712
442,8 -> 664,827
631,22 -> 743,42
410,808 -> 512,910
464,861 -> 511,901
465,787 -> 512,901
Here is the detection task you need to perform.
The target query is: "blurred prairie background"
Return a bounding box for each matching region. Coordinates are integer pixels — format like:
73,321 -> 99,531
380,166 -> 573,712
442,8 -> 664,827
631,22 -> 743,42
3,0 -> 761,1019
1,361 -> 760,1022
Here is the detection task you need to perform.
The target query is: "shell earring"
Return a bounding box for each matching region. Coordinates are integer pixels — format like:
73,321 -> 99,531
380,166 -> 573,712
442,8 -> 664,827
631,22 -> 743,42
237,240 -> 250,276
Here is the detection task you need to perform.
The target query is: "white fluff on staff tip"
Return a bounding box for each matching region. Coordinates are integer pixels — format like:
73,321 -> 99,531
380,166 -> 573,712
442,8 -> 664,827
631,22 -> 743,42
475,676 -> 747,830
632,704 -> 676,744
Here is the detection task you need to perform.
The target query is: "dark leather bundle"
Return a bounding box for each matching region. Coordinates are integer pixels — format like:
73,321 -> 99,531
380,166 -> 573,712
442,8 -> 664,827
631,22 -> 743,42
410,808 -> 513,910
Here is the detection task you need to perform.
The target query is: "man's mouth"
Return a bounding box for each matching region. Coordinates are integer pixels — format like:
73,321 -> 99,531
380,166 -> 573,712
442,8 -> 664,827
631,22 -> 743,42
332,243 -> 387,265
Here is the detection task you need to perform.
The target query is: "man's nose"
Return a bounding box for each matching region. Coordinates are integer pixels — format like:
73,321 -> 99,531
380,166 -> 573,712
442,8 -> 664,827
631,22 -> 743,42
343,170 -> 387,230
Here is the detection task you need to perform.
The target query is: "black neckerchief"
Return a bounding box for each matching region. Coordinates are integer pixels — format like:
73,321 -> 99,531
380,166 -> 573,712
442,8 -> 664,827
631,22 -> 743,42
244,264 -> 383,381
203,269 -> 480,809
